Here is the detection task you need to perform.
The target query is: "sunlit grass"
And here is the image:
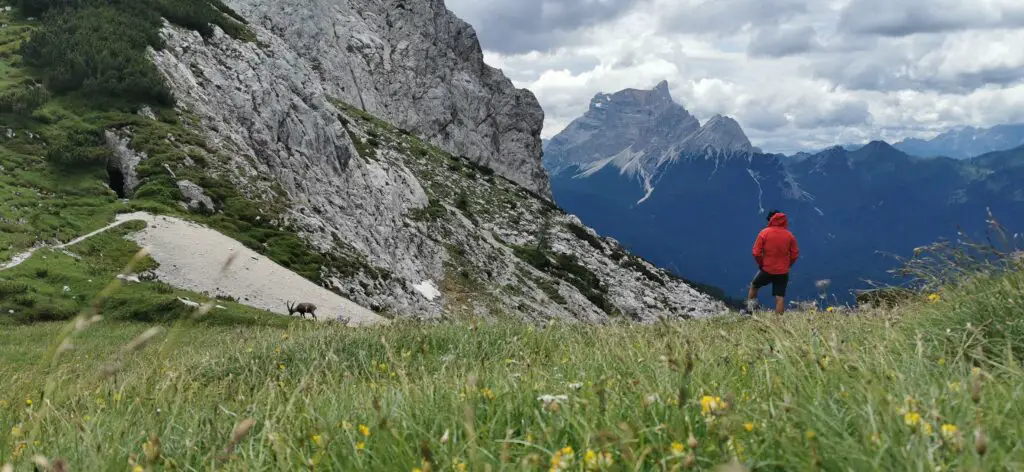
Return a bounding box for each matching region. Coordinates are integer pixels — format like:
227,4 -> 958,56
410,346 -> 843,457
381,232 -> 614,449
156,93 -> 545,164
2,267 -> 1022,470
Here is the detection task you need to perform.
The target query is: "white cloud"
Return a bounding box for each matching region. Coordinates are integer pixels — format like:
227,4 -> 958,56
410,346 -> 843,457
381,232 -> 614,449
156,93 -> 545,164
446,0 -> 1024,154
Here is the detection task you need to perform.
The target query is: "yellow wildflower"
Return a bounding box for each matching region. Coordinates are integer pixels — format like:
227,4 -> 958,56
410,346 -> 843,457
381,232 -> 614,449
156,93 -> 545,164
480,388 -> 496,401
10,426 -> 23,438
24,399 -> 32,407
744,422 -> 755,432
922,422 -> 933,434
133,466 -> 144,472
938,357 -> 946,366
928,293 -> 941,302
454,460 -> 468,472
941,424 -> 958,440
904,411 -> 922,428
278,363 -> 286,371
700,395 -> 727,416
805,430 -> 817,441
358,424 -> 371,437
583,449 -> 612,470
670,441 -> 685,455
948,381 -> 962,392
355,441 -> 366,451
826,306 -> 835,313
549,446 -> 574,472
412,468 -> 422,472
311,434 -> 322,446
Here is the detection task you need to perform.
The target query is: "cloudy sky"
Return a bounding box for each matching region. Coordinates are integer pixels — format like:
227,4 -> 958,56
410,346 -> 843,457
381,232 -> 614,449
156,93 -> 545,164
445,0 -> 1024,153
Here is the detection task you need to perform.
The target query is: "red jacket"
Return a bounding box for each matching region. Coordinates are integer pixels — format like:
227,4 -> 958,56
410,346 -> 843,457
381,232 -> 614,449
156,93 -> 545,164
753,212 -> 799,275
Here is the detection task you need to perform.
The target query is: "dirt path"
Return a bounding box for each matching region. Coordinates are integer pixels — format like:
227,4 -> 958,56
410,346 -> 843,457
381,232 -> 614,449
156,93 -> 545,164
0,217 -> 141,271
1,212 -> 384,326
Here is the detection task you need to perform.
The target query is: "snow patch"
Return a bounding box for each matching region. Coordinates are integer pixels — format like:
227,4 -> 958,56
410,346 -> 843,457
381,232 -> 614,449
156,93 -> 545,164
746,169 -> 765,214
413,280 -> 441,301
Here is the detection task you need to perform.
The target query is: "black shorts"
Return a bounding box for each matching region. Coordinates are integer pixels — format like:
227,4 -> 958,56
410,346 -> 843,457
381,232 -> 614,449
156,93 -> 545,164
752,270 -> 789,297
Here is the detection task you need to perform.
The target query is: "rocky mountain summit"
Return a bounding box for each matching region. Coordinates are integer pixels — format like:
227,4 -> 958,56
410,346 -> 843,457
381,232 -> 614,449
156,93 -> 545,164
544,81 -> 763,204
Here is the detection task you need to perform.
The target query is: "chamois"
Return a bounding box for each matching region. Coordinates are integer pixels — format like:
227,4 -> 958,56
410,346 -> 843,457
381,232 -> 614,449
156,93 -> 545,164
286,301 -> 318,320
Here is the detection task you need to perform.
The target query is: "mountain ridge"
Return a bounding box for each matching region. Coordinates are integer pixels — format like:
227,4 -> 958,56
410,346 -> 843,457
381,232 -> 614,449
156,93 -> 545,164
893,123 -> 1024,159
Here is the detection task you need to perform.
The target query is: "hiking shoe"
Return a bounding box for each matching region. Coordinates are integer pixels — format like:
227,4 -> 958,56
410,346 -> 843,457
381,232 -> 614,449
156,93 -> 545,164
745,299 -> 759,313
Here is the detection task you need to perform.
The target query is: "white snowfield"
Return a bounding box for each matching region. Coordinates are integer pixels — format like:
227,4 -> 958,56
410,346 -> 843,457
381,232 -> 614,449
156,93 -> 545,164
2,212 -> 385,326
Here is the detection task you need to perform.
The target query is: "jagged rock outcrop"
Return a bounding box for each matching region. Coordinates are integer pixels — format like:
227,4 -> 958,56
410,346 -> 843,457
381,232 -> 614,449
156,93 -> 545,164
220,0 -> 549,197
104,130 -> 147,197
176,180 -> 216,212
148,7 -> 724,321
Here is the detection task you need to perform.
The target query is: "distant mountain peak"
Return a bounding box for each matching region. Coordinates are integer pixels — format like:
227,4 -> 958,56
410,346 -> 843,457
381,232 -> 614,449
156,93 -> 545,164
681,114 -> 755,154
544,81 -> 762,202
652,79 -> 671,98
862,140 -> 895,151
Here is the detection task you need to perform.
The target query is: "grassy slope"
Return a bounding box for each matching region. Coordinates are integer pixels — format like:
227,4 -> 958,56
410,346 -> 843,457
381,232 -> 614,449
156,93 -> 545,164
1,266 -> 1022,470
0,7 -> 373,323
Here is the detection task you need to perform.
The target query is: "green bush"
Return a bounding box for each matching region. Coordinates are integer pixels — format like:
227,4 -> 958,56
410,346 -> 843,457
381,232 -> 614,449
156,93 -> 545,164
0,85 -> 50,115
0,280 -> 30,296
454,191 -> 471,214
409,199 -> 447,222
566,222 -> 604,252
22,5 -> 173,106
42,121 -> 109,168
18,0 -> 255,108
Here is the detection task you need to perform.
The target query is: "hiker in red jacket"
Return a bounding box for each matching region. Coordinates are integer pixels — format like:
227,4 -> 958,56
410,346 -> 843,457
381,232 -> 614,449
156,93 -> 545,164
746,210 -> 799,315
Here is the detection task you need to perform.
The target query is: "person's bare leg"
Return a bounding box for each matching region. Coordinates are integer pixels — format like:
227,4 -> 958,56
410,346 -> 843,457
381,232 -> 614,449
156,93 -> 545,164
774,296 -> 785,315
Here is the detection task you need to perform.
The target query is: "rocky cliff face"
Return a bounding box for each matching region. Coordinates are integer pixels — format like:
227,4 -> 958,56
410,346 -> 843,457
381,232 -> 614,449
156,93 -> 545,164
221,0 -> 550,197
148,5 -> 724,322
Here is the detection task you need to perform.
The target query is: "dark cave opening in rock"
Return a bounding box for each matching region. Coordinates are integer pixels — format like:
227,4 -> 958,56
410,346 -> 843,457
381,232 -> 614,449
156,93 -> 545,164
107,166 -> 126,199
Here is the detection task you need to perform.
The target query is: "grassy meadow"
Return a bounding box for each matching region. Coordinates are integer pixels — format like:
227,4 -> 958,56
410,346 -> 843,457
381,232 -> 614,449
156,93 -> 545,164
1,259 -> 1022,471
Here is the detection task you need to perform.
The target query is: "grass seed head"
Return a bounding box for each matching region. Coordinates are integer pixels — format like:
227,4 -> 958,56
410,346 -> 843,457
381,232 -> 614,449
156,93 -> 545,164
225,418 -> 257,453
975,428 -> 988,456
